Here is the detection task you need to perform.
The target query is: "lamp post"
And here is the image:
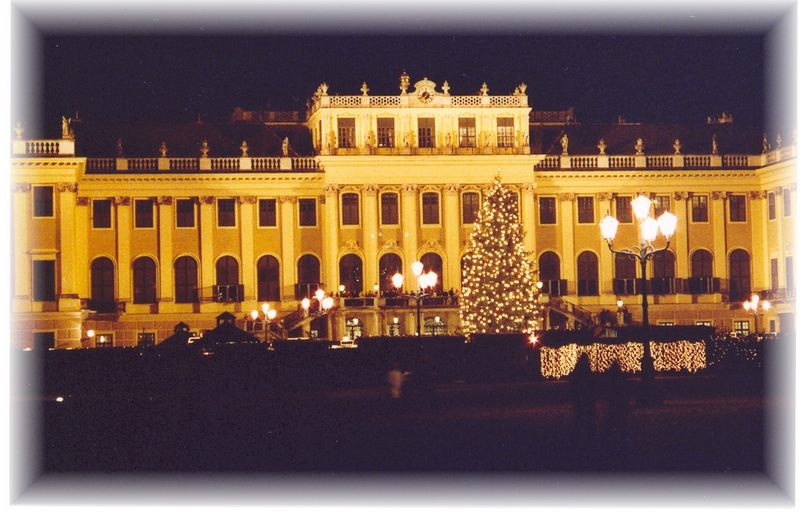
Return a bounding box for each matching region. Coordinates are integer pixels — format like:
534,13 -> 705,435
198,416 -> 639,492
743,294 -> 770,334
391,260 -> 438,337
300,288 -> 335,338
600,194 -> 678,382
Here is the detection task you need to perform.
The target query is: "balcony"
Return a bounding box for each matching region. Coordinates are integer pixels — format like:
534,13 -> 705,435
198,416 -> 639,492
540,279 -> 567,297
687,277 -> 721,295
198,284 -> 244,303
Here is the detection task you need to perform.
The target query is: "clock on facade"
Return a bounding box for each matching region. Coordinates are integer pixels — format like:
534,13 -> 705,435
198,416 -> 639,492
417,87 -> 435,103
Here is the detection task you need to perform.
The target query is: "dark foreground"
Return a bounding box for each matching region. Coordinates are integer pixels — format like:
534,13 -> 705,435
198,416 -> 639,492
30,371 -> 766,473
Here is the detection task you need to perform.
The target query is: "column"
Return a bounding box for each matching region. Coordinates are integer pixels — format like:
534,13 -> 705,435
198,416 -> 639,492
157,197 -> 174,302
115,197 -> 132,302
711,192 -> 728,288
597,193 -> 614,295
672,192 -> 690,281
559,193 -> 576,292
401,184 -> 419,280
774,187 -> 785,287
521,184 -> 537,257
198,196 -> 216,302
280,196 -> 297,299
323,185 -> 339,292
12,183 -> 31,310
443,184 -> 460,290
239,196 -> 256,303
749,191 -> 769,291
362,185 -> 379,290
75,197 -> 90,299
57,183 -> 80,310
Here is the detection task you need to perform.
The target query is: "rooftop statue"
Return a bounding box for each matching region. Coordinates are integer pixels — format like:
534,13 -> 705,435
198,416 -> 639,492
635,137 -> 644,155
160,141 -> 168,157
14,121 -> 23,140
61,116 -> 71,139
361,82 -> 369,96
282,137 -> 289,157
673,139 -> 682,155
518,82 -> 527,94
441,80 -> 450,95
762,133 -> 769,153
560,133 -> 569,155
597,138 -> 606,156
200,139 -> 210,158
116,138 -> 124,157
399,71 -> 410,94
240,140 -> 249,157
711,134 -> 718,155
480,82 -> 489,96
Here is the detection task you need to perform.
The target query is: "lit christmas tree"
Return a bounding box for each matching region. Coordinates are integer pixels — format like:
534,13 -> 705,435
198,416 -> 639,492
460,176 -> 539,337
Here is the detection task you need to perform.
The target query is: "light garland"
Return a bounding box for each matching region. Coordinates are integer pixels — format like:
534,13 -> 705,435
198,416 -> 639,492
540,340 -> 707,379
460,176 -> 538,337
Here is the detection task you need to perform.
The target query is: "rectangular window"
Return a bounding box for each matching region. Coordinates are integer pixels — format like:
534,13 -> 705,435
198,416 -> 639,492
695,321 -> 713,327
733,320 -> 750,336
92,199 -> 112,229
95,333 -> 114,348
134,199 -> 154,228
137,332 -> 156,348
217,198 -> 236,227
771,258 -> 779,291
176,199 -> 196,228
729,194 -> 747,222
33,186 -> 54,217
462,192 -> 480,224
341,193 -> 360,225
783,188 -> 792,217
258,199 -> 277,227
539,197 -> 557,225
381,193 -> 398,225
377,118 -> 395,148
299,198 -> 317,227
458,118 -> 476,147
422,192 -> 440,225
418,118 -> 435,148
691,195 -> 708,222
654,195 -> 671,217
32,260 -> 56,302
496,117 -> 514,148
338,118 -> 355,148
616,196 -> 632,223
577,196 -> 594,224
787,256 -> 794,291
768,192 -> 776,220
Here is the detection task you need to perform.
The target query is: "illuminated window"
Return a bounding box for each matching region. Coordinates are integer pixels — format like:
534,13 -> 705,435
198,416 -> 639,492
654,195 -> 671,217
458,118 -> 476,147
338,118 -> 355,148
496,117 -> 514,147
733,320 -> 750,336
137,332 -> 156,348
377,118 -> 395,147
95,333 -> 114,348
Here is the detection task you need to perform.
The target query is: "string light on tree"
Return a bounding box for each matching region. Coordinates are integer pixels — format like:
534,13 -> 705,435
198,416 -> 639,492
460,175 -> 538,337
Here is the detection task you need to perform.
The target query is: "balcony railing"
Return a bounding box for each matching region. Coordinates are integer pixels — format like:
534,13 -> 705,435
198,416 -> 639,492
687,277 -> 721,295
295,282 -> 324,300
197,284 -> 245,303
540,279 -> 567,297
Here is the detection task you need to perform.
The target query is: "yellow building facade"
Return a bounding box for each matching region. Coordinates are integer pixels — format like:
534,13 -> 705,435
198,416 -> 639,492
10,76 -> 797,349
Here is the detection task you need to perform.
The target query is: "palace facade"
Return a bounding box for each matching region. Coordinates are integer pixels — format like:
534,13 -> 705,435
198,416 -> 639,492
10,74 -> 797,349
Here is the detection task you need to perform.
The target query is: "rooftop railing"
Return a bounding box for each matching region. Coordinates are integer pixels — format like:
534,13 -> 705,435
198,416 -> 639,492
81,155 -> 323,173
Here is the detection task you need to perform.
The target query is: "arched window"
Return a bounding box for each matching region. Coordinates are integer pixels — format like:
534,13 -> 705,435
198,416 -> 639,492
614,253 -> 638,295
215,256 -> 240,302
174,256 -> 198,303
257,255 -> 281,301
690,249 -> 714,294
297,254 -> 321,284
652,250 -> 676,294
538,251 -> 562,296
424,316 -> 447,335
729,249 -> 751,301
577,251 -> 599,296
378,253 -> 402,293
420,252 -> 443,291
91,257 -> 115,310
339,254 -> 363,296
132,256 -> 157,304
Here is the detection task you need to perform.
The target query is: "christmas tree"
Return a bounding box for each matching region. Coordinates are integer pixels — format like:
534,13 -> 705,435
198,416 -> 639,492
460,176 -> 539,337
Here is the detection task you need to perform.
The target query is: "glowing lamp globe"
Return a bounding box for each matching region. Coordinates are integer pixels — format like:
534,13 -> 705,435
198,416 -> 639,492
751,294 -> 760,305
743,300 -> 751,311
315,288 -> 326,302
641,217 -> 659,243
250,309 -> 259,320
657,210 -> 678,239
411,261 -> 424,277
87,329 -> 95,338
391,272 -> 404,289
351,318 -> 359,325
338,284 -> 345,293
762,300 -> 771,311
321,297 -> 334,311
632,195 -> 652,221
599,214 -> 620,241
261,303 -> 270,315
301,298 -> 311,311
267,309 -> 277,320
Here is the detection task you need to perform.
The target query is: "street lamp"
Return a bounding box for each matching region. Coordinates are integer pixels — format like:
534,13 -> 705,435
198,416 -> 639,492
600,194 -> 678,381
743,294 -> 770,334
391,260 -> 439,337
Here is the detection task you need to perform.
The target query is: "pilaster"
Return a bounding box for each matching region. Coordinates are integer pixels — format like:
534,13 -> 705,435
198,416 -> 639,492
672,192 -> 690,280
362,185 -> 379,291
559,193 -> 576,291
115,196 -> 132,302
401,184 -> 419,280
280,196 -> 297,299
443,184 -> 461,290
710,192 -> 728,286
198,196 -> 216,302
75,197 -> 90,299
12,183 -> 31,310
239,196 -> 257,303
57,183 -> 80,311
323,185 -> 340,291
157,197 -> 175,302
